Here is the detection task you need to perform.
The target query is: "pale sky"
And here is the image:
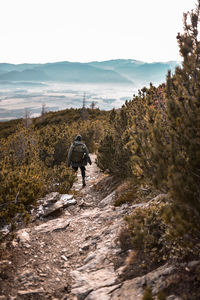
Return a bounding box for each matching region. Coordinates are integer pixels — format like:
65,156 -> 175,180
0,0 -> 196,64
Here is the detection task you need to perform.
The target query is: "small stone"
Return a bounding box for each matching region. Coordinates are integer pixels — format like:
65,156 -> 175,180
8,296 -> 16,300
167,296 -> 183,300
0,260 -> 12,266
17,288 -> 44,296
90,227 -> 97,231
39,273 -> 47,277
188,260 -> 200,268
17,229 -> 30,243
11,240 -> 18,248
63,262 -> 69,268
117,266 -> 126,276
79,200 -> 85,207
66,252 -> 74,258
18,269 -> 35,279
0,225 -> 11,235
84,253 -> 96,264
81,244 -> 90,251
61,296 -> 69,300
61,255 -> 68,262
64,210 -> 71,216
61,248 -> 68,254
85,235 -> 92,241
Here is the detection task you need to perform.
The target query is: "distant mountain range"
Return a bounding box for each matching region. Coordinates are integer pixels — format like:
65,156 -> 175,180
0,59 -> 179,85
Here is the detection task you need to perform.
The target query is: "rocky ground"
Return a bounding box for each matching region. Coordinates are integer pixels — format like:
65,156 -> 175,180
0,154 -> 198,300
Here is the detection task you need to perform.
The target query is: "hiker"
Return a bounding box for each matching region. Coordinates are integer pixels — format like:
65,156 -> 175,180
67,135 -> 92,187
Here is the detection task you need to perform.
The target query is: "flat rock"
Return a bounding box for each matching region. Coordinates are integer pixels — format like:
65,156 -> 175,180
85,284 -> 121,300
99,191 -> 116,208
110,284 -> 143,300
16,229 -> 31,244
34,218 -> 70,233
71,267 -> 117,299
42,196 -> 76,217
41,192 -> 60,206
111,264 -> 175,300
60,194 -> 74,201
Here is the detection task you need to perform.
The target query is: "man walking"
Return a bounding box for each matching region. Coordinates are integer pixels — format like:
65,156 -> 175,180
67,135 -> 92,187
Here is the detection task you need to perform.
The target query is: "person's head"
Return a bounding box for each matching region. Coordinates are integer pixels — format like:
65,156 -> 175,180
75,135 -> 82,141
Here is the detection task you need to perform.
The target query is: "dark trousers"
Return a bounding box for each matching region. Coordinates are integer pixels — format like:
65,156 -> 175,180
72,166 -> 86,180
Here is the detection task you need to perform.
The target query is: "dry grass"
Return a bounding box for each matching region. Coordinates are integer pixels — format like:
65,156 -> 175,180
114,179 -> 158,207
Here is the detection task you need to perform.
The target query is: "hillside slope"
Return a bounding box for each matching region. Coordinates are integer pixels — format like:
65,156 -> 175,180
1,155 -> 197,300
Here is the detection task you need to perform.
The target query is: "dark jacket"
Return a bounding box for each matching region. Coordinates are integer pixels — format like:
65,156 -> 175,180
67,141 -> 92,167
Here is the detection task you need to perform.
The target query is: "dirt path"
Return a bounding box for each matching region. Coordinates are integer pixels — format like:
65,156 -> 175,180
0,154 -> 127,300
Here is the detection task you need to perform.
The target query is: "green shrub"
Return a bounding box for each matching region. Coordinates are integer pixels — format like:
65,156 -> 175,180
143,287 -> 154,300
122,197 -> 200,267
47,163 -> 76,194
0,125 -> 76,232
157,291 -> 167,300
114,191 -> 136,206
0,128 -> 49,228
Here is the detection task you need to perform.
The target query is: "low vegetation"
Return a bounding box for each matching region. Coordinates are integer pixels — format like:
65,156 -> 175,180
0,108 -> 109,139
0,109 -> 107,238
98,2 -> 200,297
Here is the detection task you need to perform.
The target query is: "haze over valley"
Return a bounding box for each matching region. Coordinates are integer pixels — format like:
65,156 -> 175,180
0,59 -> 178,121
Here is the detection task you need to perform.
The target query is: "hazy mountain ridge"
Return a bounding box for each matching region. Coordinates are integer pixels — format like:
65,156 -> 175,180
0,62 -> 131,84
89,59 -> 178,83
0,59 -> 178,84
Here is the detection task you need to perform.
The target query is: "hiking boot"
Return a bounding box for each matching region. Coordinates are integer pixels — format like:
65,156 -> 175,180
82,179 -> 86,187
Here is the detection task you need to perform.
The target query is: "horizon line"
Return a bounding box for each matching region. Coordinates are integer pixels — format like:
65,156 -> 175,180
0,58 -> 180,65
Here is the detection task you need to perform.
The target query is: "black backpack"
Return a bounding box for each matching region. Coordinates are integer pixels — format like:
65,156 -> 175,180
71,143 -> 86,163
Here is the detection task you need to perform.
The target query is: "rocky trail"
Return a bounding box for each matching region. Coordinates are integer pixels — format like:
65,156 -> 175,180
0,154 -> 124,299
0,155 -> 197,300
